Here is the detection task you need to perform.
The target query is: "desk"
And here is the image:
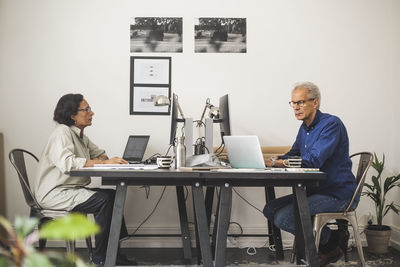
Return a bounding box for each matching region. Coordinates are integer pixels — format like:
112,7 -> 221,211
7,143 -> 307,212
71,168 -> 325,267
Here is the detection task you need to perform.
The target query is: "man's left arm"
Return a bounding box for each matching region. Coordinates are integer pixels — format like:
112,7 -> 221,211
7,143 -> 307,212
302,120 -> 341,168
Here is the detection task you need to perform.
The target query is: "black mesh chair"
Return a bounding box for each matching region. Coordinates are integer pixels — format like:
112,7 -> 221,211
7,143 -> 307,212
9,148 -> 93,258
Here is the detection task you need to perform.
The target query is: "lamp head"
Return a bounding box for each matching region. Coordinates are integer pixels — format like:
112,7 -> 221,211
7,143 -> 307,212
208,105 -> 220,119
153,95 -> 170,106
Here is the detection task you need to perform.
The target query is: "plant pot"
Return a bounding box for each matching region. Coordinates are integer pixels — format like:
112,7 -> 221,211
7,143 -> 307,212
365,225 -> 391,253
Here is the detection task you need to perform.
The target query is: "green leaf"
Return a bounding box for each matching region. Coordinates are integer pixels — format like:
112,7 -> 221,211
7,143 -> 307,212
23,251 -> 55,267
14,216 -> 39,239
0,256 -> 9,267
40,213 -> 99,241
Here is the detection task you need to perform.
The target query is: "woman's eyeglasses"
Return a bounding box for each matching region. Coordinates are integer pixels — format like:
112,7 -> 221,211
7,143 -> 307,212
78,106 -> 92,113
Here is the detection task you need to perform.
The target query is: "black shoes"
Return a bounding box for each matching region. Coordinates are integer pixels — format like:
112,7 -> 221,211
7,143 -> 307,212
318,246 -> 343,266
90,254 -> 137,266
318,229 -> 349,266
116,253 -> 138,266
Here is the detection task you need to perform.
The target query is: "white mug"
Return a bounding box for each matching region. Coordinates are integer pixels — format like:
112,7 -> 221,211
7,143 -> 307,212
156,156 -> 173,169
287,156 -> 302,168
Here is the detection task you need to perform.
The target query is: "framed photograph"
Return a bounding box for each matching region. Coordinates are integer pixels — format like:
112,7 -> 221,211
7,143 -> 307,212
131,86 -> 170,114
130,17 -> 183,53
130,56 -> 171,115
132,57 -> 171,84
194,17 -> 247,53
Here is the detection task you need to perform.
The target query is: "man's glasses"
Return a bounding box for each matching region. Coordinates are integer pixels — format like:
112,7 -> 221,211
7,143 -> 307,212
288,99 -> 315,108
78,106 -> 92,113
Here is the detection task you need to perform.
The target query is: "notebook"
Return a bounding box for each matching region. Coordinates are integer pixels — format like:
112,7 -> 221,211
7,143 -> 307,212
223,135 -> 266,169
122,135 -> 150,164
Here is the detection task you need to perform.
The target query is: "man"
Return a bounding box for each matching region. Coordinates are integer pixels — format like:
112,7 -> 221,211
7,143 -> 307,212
263,82 -> 357,266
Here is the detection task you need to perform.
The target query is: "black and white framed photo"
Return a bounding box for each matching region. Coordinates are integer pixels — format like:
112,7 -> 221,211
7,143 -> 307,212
130,17 -> 183,53
131,86 -> 170,114
194,17 -> 247,53
132,57 -> 171,84
130,56 -> 171,115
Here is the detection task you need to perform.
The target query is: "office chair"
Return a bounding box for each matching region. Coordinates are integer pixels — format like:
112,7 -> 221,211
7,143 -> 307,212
9,148 -> 93,258
290,152 -> 373,267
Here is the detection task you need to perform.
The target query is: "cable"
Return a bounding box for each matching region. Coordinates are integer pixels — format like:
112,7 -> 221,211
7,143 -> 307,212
215,143 -> 225,157
233,188 -> 263,214
143,153 -> 161,164
228,221 -> 244,236
130,186 -> 167,236
184,186 -> 189,201
193,120 -> 205,127
139,185 -> 151,199
165,144 -> 174,156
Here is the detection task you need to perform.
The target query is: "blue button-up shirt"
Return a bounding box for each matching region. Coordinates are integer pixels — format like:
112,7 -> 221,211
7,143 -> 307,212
279,110 -> 357,201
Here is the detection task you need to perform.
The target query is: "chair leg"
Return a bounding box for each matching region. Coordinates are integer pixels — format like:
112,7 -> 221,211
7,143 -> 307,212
38,218 -> 50,251
66,240 -> 75,254
38,238 -> 47,251
290,237 -> 296,263
348,216 -> 366,267
85,237 -> 93,261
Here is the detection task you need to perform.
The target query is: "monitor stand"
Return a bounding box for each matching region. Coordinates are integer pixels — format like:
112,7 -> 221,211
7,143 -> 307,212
205,118 -> 213,155
184,118 -> 193,158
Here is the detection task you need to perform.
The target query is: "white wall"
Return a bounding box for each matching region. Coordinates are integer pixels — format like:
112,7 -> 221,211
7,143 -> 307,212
1,0 -> 399,247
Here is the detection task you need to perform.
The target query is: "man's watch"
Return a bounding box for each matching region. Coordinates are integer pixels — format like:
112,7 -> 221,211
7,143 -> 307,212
270,157 -> 275,167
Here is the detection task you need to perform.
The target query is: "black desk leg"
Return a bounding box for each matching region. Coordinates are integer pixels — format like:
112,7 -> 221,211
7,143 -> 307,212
176,186 -> 192,261
192,183 -> 213,267
105,181 -> 127,267
205,187 -> 215,227
214,184 -> 232,267
293,184 -> 319,267
265,186 -> 284,260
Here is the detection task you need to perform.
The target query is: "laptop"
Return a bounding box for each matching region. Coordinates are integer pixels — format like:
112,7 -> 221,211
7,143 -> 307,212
223,135 -> 266,169
122,135 -> 150,164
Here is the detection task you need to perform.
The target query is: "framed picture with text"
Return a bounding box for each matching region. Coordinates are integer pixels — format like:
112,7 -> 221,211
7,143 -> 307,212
130,56 -> 171,115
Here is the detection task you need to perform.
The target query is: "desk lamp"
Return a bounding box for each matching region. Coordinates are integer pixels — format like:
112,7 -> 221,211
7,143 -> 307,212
154,93 -> 189,145
154,94 -> 185,120
198,98 -> 219,127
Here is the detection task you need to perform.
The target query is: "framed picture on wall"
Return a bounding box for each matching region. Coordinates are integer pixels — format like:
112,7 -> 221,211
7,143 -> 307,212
130,56 -> 171,115
130,17 -> 183,53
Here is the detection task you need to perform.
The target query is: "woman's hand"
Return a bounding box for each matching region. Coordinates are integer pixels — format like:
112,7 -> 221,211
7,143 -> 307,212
84,156 -> 128,167
103,157 -> 129,165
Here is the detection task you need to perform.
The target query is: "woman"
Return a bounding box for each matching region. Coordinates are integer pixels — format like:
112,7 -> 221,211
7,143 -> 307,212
34,93 -> 135,265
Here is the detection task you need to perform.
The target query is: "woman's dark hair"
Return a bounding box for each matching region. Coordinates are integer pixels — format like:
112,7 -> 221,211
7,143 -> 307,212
53,94 -> 84,126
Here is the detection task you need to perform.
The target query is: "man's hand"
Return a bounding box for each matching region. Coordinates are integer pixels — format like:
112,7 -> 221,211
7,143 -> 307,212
264,156 -> 278,167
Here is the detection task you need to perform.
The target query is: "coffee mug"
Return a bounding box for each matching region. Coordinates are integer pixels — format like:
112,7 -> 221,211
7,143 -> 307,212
156,156 -> 173,169
287,156 -> 302,168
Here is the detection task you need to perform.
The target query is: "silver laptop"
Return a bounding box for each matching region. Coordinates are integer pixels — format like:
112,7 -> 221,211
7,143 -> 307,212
223,135 -> 266,169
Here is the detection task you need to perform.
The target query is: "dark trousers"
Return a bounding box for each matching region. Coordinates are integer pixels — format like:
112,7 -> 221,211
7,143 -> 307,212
72,188 -> 128,258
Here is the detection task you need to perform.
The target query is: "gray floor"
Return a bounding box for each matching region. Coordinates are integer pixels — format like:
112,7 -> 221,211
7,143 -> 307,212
68,245 -> 400,266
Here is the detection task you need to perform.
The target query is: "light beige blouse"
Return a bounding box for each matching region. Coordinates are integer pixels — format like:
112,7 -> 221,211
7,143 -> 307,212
34,124 -> 106,211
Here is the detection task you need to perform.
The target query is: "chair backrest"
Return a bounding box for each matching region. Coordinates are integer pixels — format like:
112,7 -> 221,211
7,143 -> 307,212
9,149 -> 42,211
345,152 -> 373,212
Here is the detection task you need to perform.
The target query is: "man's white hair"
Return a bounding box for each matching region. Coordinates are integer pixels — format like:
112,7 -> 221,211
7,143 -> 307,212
292,82 -> 321,109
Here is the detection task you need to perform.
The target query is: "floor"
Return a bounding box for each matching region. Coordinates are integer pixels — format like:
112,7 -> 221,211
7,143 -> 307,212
68,245 -> 400,266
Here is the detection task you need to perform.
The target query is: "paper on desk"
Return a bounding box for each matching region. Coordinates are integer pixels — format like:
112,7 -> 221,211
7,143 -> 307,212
87,164 -> 159,170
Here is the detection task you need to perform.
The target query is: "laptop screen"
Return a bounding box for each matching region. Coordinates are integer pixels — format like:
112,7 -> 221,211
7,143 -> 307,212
223,135 -> 266,169
122,135 -> 150,162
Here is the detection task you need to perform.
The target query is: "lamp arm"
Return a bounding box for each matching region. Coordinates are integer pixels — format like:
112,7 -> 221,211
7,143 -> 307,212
176,98 -> 185,120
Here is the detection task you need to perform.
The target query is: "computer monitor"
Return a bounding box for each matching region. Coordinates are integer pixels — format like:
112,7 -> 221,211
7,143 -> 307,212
219,94 -> 231,140
169,93 -> 178,145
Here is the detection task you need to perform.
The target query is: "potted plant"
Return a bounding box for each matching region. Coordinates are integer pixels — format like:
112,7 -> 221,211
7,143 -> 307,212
362,153 -> 400,253
0,214 -> 99,266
